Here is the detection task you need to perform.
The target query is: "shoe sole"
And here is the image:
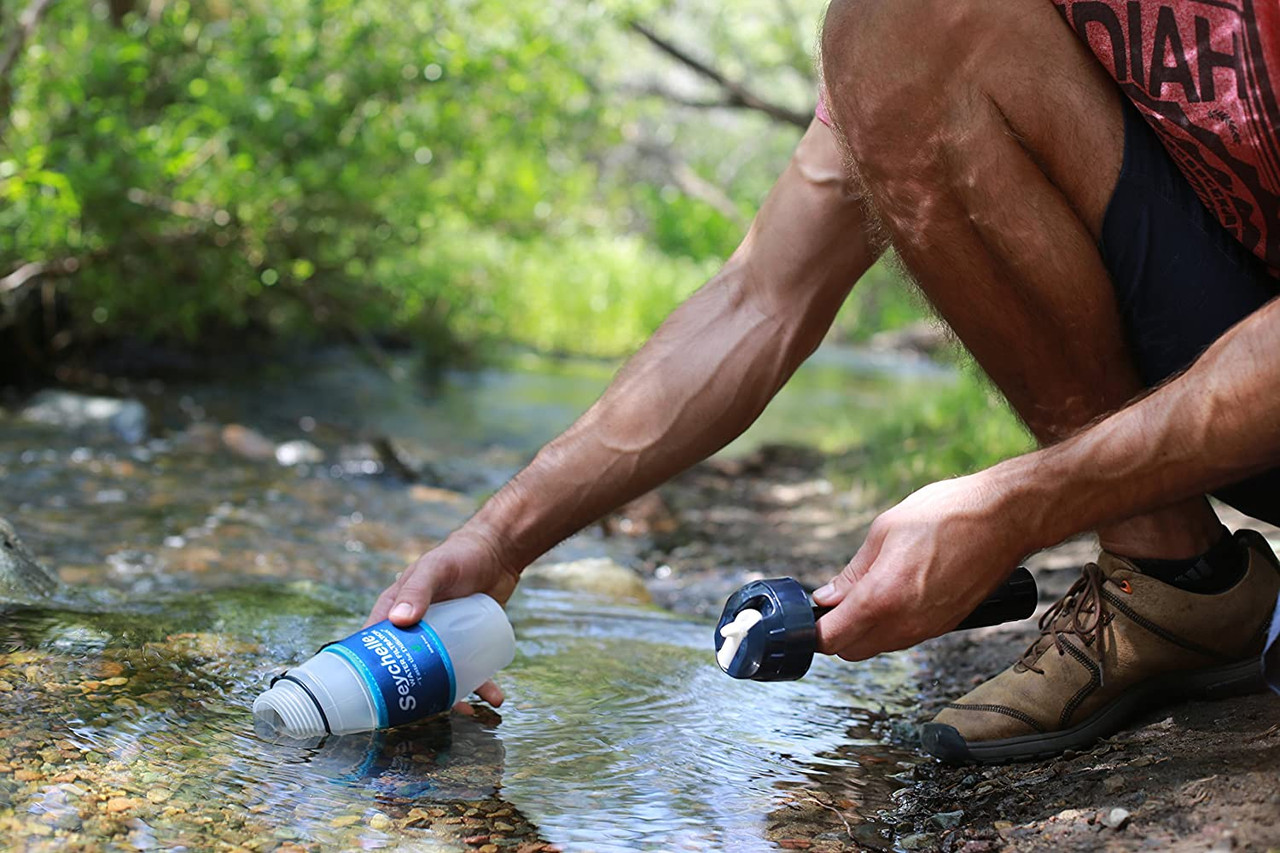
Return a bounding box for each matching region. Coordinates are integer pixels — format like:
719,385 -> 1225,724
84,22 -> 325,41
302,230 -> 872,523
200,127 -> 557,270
920,657 -> 1265,765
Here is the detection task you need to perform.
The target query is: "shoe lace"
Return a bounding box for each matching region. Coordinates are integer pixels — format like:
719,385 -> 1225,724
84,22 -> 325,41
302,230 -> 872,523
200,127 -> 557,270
1017,563 -> 1109,682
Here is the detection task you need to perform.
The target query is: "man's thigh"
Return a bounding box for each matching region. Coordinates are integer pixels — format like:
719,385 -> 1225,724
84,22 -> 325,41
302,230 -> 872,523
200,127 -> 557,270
1101,99 -> 1280,524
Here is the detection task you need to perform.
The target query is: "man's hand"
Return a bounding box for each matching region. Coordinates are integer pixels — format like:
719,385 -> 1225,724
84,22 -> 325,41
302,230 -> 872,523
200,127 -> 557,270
365,527 -> 519,712
812,472 -> 1032,661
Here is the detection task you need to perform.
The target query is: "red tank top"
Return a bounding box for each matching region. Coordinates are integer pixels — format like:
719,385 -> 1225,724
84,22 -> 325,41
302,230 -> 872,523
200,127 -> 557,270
817,3 -> 1280,274
1061,2 -> 1280,273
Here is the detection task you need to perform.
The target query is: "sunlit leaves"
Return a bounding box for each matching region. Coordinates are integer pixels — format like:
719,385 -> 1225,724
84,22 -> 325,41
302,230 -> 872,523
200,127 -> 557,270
2,0 -> 831,358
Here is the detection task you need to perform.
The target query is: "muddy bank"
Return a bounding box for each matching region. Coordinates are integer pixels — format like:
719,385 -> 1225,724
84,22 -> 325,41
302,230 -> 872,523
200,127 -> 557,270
626,444 -> 1280,853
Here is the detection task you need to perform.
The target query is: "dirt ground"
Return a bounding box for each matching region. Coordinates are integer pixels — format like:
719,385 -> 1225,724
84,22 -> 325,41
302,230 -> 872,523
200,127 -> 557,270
618,445 -> 1280,852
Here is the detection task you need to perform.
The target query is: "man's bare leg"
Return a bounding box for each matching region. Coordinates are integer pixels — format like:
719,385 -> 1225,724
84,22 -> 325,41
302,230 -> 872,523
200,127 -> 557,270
820,0 -> 1222,559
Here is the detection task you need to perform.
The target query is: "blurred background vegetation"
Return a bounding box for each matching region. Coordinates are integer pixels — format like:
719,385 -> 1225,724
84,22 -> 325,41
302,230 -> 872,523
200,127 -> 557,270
0,0 -> 1027,489
0,0 -> 919,370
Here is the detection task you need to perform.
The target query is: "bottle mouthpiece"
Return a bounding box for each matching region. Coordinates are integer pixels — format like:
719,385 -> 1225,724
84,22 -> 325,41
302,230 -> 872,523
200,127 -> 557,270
714,578 -> 817,681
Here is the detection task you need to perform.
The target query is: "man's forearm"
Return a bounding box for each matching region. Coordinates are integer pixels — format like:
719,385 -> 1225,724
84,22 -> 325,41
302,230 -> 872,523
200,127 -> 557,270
463,121 -> 875,570
996,296 -> 1280,549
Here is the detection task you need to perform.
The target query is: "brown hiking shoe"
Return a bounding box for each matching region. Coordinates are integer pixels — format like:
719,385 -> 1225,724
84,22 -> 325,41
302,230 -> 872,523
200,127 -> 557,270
921,529 -> 1280,764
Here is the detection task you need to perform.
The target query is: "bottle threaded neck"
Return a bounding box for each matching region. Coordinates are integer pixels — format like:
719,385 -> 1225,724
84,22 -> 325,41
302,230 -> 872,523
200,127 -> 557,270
253,678 -> 327,737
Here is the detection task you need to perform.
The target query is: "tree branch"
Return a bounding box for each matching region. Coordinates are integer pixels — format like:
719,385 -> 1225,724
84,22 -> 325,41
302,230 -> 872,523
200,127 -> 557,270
624,83 -> 743,111
126,187 -> 223,222
1,257 -> 79,295
632,140 -> 748,228
0,0 -> 58,124
628,20 -> 810,130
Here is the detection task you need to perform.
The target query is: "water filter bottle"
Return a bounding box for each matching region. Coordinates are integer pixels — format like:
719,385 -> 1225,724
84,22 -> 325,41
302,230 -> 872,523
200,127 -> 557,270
254,593 -> 516,737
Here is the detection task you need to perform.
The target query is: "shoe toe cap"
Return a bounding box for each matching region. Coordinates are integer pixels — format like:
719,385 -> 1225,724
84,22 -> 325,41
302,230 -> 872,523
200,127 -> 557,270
920,722 -> 973,765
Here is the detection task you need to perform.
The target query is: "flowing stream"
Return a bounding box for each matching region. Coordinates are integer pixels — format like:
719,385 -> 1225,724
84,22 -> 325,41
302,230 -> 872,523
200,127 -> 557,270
0,346 -> 950,851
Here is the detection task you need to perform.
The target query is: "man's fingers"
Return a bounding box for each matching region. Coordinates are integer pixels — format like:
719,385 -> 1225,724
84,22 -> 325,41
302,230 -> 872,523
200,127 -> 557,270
812,531 -> 883,606
474,679 -> 504,707
450,681 -> 504,715
814,588 -> 880,658
812,572 -> 853,607
388,558 -> 462,626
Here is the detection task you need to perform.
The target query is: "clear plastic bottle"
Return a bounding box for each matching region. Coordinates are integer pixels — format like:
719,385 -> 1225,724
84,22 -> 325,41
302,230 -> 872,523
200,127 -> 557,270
254,593 -> 515,737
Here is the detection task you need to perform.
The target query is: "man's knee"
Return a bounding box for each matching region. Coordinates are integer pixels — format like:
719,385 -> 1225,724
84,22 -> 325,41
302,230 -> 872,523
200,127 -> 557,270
821,0 -> 1122,235
820,0 -> 987,233
820,0 -> 981,163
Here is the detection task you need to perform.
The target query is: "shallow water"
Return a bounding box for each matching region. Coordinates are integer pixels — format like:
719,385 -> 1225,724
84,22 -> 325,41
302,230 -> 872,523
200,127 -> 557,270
0,347 -> 940,850
0,587 -> 915,851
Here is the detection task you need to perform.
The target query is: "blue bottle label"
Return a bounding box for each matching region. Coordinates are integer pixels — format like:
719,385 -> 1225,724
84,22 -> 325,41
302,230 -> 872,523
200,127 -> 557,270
322,620 -> 457,728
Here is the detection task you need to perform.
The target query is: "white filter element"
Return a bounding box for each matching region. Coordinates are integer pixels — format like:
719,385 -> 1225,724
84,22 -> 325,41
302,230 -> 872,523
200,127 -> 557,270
717,608 -> 763,670
254,593 -> 515,737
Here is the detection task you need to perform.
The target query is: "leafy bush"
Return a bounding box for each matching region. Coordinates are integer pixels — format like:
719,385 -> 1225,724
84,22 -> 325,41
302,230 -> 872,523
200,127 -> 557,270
0,0 -> 926,365
1,0 -> 702,355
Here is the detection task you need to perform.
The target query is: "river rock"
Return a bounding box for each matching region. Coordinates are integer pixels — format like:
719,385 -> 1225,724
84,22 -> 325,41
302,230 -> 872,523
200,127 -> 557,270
18,390 -> 148,444
220,425 -> 276,461
0,517 -> 59,603
898,832 -> 935,851
520,558 -> 652,604
275,440 -> 324,466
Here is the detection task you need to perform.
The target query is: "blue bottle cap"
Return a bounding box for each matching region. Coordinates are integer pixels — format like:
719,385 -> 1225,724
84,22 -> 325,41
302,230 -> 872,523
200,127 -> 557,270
714,578 -> 817,681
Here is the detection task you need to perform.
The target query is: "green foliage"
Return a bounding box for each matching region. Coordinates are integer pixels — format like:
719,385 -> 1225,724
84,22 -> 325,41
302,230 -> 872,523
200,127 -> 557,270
0,0 -> 931,360
829,257 -> 923,343
831,366 -> 1034,500
634,185 -> 746,262
0,0 -> 714,354
410,220 -> 716,357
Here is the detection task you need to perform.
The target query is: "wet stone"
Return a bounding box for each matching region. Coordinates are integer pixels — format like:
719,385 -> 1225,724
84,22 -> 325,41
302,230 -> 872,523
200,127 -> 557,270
219,425 -> 276,461
105,797 -> 139,814
18,391 -> 148,444
520,558 -> 652,603
275,440 -> 324,466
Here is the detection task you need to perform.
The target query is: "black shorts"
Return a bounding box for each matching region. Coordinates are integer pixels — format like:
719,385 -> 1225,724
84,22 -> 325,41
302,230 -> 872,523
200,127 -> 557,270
1099,99 -> 1279,526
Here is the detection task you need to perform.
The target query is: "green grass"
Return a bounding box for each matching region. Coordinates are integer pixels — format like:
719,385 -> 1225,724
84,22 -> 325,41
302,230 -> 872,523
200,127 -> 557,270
828,365 -> 1034,501
421,229 -> 718,359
